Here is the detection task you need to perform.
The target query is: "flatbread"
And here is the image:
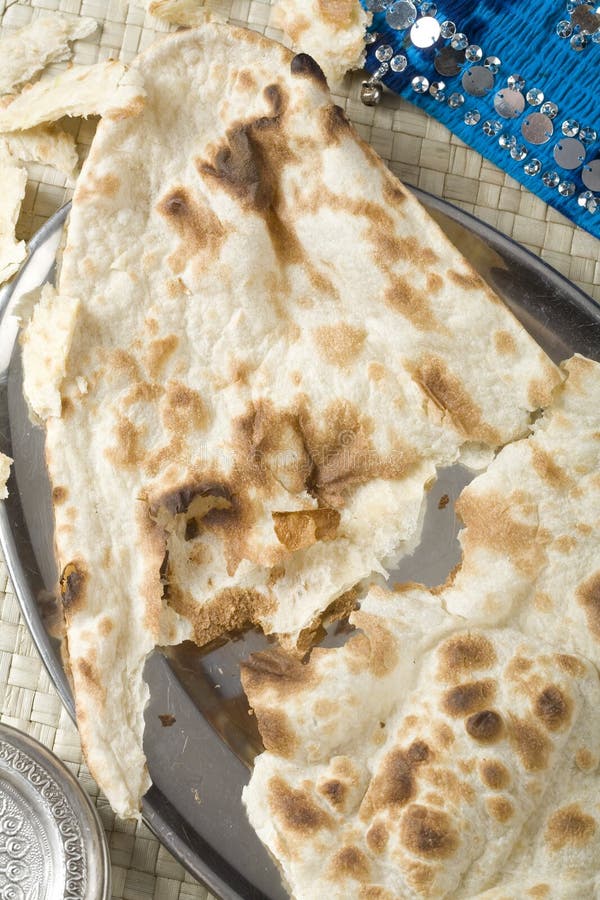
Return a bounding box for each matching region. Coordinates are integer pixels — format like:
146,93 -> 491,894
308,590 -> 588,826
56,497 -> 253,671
444,354 -> 600,669
5,125 -> 79,178
271,0 -> 371,86
0,14 -> 97,96
243,587 -> 600,898
0,453 -> 13,499
21,284 -> 81,422
0,62 -> 146,133
24,23 -> 560,818
0,144 -> 27,284
148,0 -> 215,26
243,358 -> 600,897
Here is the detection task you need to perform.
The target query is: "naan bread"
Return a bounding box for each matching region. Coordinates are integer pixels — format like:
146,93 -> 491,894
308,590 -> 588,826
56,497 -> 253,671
0,63 -> 145,133
0,453 -> 13,499
21,284 -> 81,422
243,588 -> 600,898
148,0 -> 215,26
271,0 -> 371,86
5,125 -> 79,178
445,354 -> 600,669
0,14 -> 97,95
244,358 -> 600,897
25,24 -> 560,817
0,144 -> 27,284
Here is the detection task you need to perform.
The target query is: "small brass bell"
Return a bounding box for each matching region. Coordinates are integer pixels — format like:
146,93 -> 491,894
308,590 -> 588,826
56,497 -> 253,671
360,80 -> 382,106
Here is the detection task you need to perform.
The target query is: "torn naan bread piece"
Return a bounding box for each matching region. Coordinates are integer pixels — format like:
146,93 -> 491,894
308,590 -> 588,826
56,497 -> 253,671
444,354 -> 600,669
26,24 -> 560,817
0,63 -> 145,133
243,588 -> 600,899
0,144 -> 27,284
5,125 -> 79,179
0,14 -> 97,96
0,453 -> 13,499
272,0 -> 371,86
21,284 -> 80,422
148,0 -> 216,26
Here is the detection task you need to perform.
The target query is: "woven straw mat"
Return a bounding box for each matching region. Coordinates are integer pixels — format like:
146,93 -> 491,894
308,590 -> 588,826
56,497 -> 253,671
0,2 -> 599,899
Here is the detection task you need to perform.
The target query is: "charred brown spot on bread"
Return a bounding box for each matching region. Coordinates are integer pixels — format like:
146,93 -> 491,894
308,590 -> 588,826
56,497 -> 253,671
531,447 -> 574,491
545,804 -> 597,851
264,83 -> 286,117
99,617 -> 113,637
506,655 -> 533,679
75,653 -> 106,706
60,562 -> 87,612
465,709 -> 504,743
329,846 -> 370,881
346,612 -> 398,678
366,821 -> 389,853
52,486 -> 68,505
528,887 -> 550,899
486,796 -> 514,823
290,52 -> 327,86
479,759 -> 510,790
75,173 -> 120,203
575,748 -> 596,771
167,580 -> 272,646
556,653 -> 586,677
361,741 -> 430,815
241,648 -> 317,699
318,778 -> 347,809
448,268 -> 482,291
185,518 -> 199,541
534,685 -> 572,731
161,381 -> 208,433
314,323 -> 366,368
157,186 -> 225,271
321,105 -> 351,143
411,356 -> 499,444
61,396 -> 74,418
576,570 -> 600,640
508,716 -> 551,770
105,416 -> 145,468
159,713 -> 176,727
554,535 -> 576,554
146,335 -> 178,379
268,776 -> 333,833
457,489 -> 549,578
155,482 -> 233,517
494,330 -> 516,355
426,272 -> 443,294
199,123 -> 279,212
256,708 -> 298,758
298,397 -> 413,508
442,679 -> 496,717
123,381 -> 163,406
317,0 -> 359,25
272,508 -> 340,552
110,349 -> 142,382
385,276 -> 442,332
437,633 -> 497,682
401,804 -> 459,860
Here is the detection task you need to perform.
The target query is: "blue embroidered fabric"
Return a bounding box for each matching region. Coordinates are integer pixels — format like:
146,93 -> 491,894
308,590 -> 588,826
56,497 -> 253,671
359,0 -> 600,241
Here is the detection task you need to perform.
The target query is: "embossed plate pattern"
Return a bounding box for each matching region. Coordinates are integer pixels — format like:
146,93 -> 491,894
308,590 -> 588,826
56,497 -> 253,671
0,722 -> 110,900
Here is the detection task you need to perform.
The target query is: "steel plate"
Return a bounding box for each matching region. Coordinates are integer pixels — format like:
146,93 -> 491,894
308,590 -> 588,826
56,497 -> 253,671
0,191 -> 599,900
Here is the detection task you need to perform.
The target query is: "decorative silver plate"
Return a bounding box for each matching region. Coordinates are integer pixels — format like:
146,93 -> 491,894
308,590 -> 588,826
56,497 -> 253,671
0,722 -> 110,900
0,194 -> 599,900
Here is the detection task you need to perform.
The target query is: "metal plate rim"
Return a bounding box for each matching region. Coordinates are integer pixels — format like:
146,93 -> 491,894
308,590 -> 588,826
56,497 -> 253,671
0,190 -> 598,900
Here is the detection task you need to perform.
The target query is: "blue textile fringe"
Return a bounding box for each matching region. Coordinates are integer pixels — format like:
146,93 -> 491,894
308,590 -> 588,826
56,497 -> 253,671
360,0 -> 600,244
